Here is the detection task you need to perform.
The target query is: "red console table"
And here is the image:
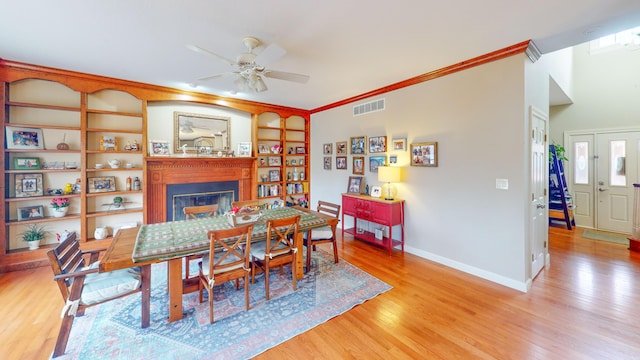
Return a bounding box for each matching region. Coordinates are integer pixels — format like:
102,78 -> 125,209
341,193 -> 405,255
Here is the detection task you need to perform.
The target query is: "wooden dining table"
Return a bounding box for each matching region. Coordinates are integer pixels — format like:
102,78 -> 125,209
120,206 -> 337,322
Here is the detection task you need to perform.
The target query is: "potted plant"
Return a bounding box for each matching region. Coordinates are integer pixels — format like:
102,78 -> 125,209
20,223 -> 49,250
50,197 -> 70,217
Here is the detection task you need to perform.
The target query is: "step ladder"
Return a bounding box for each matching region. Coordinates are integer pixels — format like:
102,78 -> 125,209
549,145 -> 575,230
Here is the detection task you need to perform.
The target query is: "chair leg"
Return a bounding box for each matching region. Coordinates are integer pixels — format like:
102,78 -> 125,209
291,256 -> 297,291
332,238 -> 339,264
208,286 -> 214,324
264,264 -> 270,300
306,239 -> 312,273
52,312 -> 75,357
244,273 -> 250,311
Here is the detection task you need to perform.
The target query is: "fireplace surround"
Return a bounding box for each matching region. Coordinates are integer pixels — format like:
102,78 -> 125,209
145,157 -> 255,224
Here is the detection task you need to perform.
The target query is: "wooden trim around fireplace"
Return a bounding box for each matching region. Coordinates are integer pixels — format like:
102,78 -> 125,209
145,157 -> 255,223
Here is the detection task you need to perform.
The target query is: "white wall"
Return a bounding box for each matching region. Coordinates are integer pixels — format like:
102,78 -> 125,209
311,54 -> 536,291
147,101 -> 252,153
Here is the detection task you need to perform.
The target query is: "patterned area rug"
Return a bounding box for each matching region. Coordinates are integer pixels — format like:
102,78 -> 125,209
582,229 -> 629,245
55,250 -> 391,359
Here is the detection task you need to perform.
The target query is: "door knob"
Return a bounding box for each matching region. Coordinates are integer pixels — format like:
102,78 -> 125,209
598,187 -> 608,192
537,204 -> 546,209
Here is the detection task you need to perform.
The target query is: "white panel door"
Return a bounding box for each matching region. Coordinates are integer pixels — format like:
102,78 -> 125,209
530,107 -> 547,278
596,132 -> 640,233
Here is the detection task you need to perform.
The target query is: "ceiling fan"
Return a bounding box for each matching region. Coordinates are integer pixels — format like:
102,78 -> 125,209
187,37 -> 310,93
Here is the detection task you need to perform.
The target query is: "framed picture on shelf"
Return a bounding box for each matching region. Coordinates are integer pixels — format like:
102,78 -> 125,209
392,138 -> 407,151
14,173 -> 43,197
13,157 -> 41,170
88,176 -> 116,193
370,186 -> 382,198
347,176 -> 364,194
268,156 -> 282,166
258,144 -> 270,154
149,140 -> 170,156
5,126 -> 44,150
100,135 -> 118,151
336,141 -> 347,155
336,156 -> 347,170
17,205 -> 45,221
411,141 -> 438,167
269,169 -> 281,182
324,156 -> 332,170
295,146 -> 306,154
352,156 -> 365,175
323,143 -> 333,155
368,136 -> 387,153
350,136 -> 366,154
238,142 -> 252,157
369,155 -> 387,172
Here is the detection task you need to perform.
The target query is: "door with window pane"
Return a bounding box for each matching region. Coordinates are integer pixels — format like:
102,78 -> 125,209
570,135 -> 595,228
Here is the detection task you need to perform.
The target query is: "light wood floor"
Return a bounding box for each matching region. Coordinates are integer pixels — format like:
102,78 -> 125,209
1,226 -> 639,359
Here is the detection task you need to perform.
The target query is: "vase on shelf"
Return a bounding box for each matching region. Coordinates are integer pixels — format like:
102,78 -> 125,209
28,240 -> 41,251
51,207 -> 69,218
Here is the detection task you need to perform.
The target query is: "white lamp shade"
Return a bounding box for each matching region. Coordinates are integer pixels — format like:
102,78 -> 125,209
378,166 -> 401,183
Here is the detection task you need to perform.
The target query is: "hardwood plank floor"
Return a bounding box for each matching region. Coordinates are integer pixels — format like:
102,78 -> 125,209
1,226 -> 638,359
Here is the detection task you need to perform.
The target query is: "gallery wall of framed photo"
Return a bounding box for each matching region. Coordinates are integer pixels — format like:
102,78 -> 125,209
2,78 -> 145,256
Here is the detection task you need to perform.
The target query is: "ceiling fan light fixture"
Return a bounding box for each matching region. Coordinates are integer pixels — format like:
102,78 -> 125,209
255,76 -> 268,92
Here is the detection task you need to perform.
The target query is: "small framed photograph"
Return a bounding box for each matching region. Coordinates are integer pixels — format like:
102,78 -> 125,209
269,169 -> 281,182
392,138 -> 407,151
411,142 -> 438,167
268,156 -> 282,166
370,186 -> 382,198
149,140 -> 170,156
336,156 -> 347,170
14,173 -> 43,197
350,136 -> 366,155
336,141 -> 347,155
369,155 -> 387,172
100,135 -> 118,151
323,143 -> 333,155
258,144 -> 270,154
295,146 -> 306,154
238,142 -> 252,157
389,155 -> 398,164
17,205 -> 45,221
324,156 -> 332,170
352,156 -> 365,175
6,126 -> 44,150
13,157 -> 41,170
347,176 -> 364,194
368,136 -> 387,153
88,176 -> 116,193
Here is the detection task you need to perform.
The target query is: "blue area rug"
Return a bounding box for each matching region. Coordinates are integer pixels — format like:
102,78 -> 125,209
55,250 -> 391,359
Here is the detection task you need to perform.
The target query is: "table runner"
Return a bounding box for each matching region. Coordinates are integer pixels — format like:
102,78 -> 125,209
132,207 -> 326,263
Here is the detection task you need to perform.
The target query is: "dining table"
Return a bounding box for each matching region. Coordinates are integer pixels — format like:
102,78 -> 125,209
129,206 -> 336,322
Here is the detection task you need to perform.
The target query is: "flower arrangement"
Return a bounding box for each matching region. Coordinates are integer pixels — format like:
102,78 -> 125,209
20,223 -> 49,242
50,197 -> 70,210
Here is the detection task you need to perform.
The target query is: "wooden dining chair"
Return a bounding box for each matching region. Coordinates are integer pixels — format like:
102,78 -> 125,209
251,215 -> 301,300
47,232 -> 145,357
183,204 -> 219,279
232,199 -> 262,212
303,201 -> 341,272
198,224 -> 254,324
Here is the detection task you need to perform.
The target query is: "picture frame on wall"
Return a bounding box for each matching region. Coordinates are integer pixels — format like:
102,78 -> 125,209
14,173 -> 43,198
149,140 -> 170,156
350,136 -> 366,155
336,141 -> 347,155
336,156 -> 347,170
347,176 -> 364,194
323,143 -> 333,155
88,176 -> 117,193
391,138 -> 407,151
5,126 -> 44,150
17,205 -> 45,221
352,156 -> 365,175
324,156 -> 332,170
13,157 -> 41,170
369,155 -> 387,172
368,136 -> 387,153
411,141 -> 438,167
237,142 -> 252,157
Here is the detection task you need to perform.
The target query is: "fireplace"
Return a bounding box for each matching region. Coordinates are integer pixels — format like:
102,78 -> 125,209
145,157 -> 255,224
167,182 -> 237,221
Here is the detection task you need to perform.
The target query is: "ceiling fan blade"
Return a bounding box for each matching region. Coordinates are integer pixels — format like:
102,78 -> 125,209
263,70 -> 310,84
254,43 -> 286,66
186,44 -> 236,66
197,71 -> 235,82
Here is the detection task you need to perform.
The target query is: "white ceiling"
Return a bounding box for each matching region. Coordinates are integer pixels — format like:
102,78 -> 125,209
1,1 -> 640,110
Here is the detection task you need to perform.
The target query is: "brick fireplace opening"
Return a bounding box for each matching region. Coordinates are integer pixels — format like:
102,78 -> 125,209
145,157 -> 255,224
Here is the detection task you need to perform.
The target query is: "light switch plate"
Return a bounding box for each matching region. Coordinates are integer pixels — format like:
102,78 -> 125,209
496,178 -> 509,190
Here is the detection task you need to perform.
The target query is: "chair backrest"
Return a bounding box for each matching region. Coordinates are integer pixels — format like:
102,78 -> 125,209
232,200 -> 262,212
47,232 -> 84,301
206,224 -> 253,274
317,201 -> 341,219
265,215 -> 301,256
184,204 -> 219,219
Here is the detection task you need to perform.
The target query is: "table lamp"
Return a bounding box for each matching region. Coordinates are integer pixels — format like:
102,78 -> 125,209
378,166 -> 401,200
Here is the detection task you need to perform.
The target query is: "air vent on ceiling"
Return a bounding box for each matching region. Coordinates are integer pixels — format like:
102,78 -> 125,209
353,98 -> 385,116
